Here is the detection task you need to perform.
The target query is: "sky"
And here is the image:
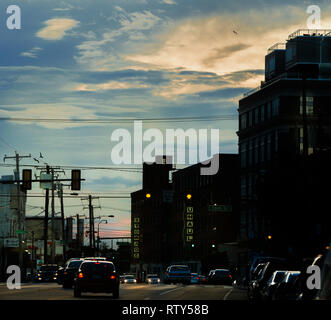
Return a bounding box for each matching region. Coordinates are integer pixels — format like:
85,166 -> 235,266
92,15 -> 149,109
1,0 -> 331,242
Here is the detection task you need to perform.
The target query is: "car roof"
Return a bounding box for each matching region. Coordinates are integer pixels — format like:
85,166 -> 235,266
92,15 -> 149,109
215,269 -> 230,272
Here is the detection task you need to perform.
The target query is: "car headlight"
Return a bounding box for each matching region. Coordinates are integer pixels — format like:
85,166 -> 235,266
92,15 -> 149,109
158,279 -> 160,282
124,279 -> 128,283
134,279 -> 137,283
148,279 -> 152,282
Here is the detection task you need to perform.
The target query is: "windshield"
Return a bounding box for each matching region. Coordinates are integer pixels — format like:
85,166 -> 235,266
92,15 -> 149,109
170,266 -> 189,272
68,260 -> 83,268
40,266 -> 57,272
274,272 -> 285,283
147,275 -> 158,278
125,275 -> 134,279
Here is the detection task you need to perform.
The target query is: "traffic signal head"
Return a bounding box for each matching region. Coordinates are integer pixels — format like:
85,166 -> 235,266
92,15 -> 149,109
145,193 -> 151,199
71,169 -> 81,190
267,235 -> 272,240
22,169 -> 32,190
186,194 -> 192,200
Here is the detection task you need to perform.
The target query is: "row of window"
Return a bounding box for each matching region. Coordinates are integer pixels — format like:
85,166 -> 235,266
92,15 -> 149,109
240,130 -> 278,168
240,98 -> 280,130
240,96 -> 316,131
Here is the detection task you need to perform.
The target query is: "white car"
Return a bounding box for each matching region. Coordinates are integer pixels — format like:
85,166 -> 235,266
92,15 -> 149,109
146,274 -> 161,284
123,275 -> 137,284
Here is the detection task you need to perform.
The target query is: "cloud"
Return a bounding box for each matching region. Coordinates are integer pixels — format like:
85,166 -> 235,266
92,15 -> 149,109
162,0 -> 177,4
126,6 -> 307,75
71,80 -> 149,92
20,47 -> 43,59
36,18 -> 80,40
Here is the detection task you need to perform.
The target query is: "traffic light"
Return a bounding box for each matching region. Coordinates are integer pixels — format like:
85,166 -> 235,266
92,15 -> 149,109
22,169 -> 32,190
71,169 -> 81,190
145,193 -> 151,199
186,194 -> 192,200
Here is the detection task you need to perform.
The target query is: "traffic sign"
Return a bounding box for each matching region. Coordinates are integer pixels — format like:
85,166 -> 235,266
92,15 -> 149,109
15,230 -> 26,234
208,205 -> 232,212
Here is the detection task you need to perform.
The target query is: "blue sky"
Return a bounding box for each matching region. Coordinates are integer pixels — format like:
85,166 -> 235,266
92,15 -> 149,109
1,0 -> 331,238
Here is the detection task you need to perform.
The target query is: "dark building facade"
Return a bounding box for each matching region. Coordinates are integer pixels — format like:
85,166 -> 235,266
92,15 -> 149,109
237,29 -> 331,257
130,154 -> 240,277
169,154 -> 240,274
130,156 -> 174,279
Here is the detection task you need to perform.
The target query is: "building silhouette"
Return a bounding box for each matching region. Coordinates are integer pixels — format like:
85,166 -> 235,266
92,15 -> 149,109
237,29 -> 331,257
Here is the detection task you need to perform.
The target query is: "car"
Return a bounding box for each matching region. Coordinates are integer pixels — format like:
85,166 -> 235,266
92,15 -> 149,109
318,244 -> 331,300
208,269 -> 232,285
73,260 -> 120,298
260,270 -> 287,300
62,258 -> 85,288
190,273 -> 199,284
207,270 -> 215,283
35,265 -> 58,282
248,260 -> 293,300
146,274 -> 161,284
122,274 -> 137,284
272,271 -> 301,300
198,275 -> 208,284
248,256 -> 286,282
164,265 -> 191,284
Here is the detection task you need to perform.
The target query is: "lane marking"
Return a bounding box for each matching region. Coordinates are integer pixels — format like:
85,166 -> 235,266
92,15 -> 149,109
223,287 -> 233,300
159,286 -> 185,296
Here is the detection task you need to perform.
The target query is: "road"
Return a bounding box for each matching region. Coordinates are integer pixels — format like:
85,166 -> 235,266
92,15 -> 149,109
0,282 -> 247,300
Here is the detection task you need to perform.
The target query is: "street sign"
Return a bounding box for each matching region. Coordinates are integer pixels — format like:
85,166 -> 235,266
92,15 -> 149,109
15,230 -> 26,234
4,238 -> 19,248
208,205 -> 232,212
40,173 -> 52,189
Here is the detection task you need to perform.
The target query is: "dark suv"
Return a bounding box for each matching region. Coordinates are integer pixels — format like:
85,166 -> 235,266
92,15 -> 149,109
164,265 -> 191,284
73,260 -> 120,298
62,259 -> 85,288
35,265 -> 58,282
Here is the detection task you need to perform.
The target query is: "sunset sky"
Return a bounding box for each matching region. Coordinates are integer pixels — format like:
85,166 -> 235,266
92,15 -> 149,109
1,0 -> 331,240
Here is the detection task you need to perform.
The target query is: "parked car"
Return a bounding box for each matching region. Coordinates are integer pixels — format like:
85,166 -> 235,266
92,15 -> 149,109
272,271 -> 301,300
164,265 -> 191,284
248,256 -> 286,282
207,270 -> 215,283
318,244 -> 331,300
198,275 -> 208,284
209,269 -> 232,285
35,265 -> 58,282
248,259 -> 291,300
122,274 -> 137,284
73,260 -> 120,298
146,274 -> 161,284
190,273 -> 199,284
260,270 -> 286,300
62,258 -> 85,288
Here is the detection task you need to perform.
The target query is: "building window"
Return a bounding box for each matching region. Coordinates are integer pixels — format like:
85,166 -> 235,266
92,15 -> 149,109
240,142 -> 247,168
272,98 -> 280,116
254,108 -> 259,125
300,96 -> 314,115
266,133 -> 272,161
260,105 -> 265,122
240,113 -> 247,130
267,102 -> 272,119
248,140 -> 253,166
254,138 -> 259,164
241,176 -> 246,199
249,110 -> 253,127
274,129 -> 278,153
260,136 -> 265,162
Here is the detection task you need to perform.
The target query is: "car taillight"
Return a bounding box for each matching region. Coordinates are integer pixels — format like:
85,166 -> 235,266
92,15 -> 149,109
197,277 -> 199,280
229,275 -> 232,278
110,275 -> 116,279
78,273 -> 84,278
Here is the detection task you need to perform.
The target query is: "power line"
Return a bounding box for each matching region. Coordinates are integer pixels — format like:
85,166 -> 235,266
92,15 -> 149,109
0,114 -> 237,124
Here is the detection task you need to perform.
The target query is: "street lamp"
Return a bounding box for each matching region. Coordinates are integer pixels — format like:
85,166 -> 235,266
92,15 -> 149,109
96,216 -> 115,256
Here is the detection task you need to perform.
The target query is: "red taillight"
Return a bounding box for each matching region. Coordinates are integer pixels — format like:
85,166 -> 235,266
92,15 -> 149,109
110,275 -> 116,280
95,262 -> 100,264
229,275 -> 232,278
197,277 -> 199,280
78,272 -> 84,278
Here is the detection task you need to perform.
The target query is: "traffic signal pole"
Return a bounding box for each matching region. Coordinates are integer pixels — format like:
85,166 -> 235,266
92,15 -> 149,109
3,152 -> 31,279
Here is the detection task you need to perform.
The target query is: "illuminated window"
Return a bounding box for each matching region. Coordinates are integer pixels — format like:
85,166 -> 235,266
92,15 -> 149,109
300,96 -> 314,115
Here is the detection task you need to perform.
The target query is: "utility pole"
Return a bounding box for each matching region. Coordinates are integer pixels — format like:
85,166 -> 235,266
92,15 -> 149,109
51,168 -> 55,264
43,165 -> 50,265
4,152 -> 31,279
82,195 -> 100,256
58,183 -> 66,262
